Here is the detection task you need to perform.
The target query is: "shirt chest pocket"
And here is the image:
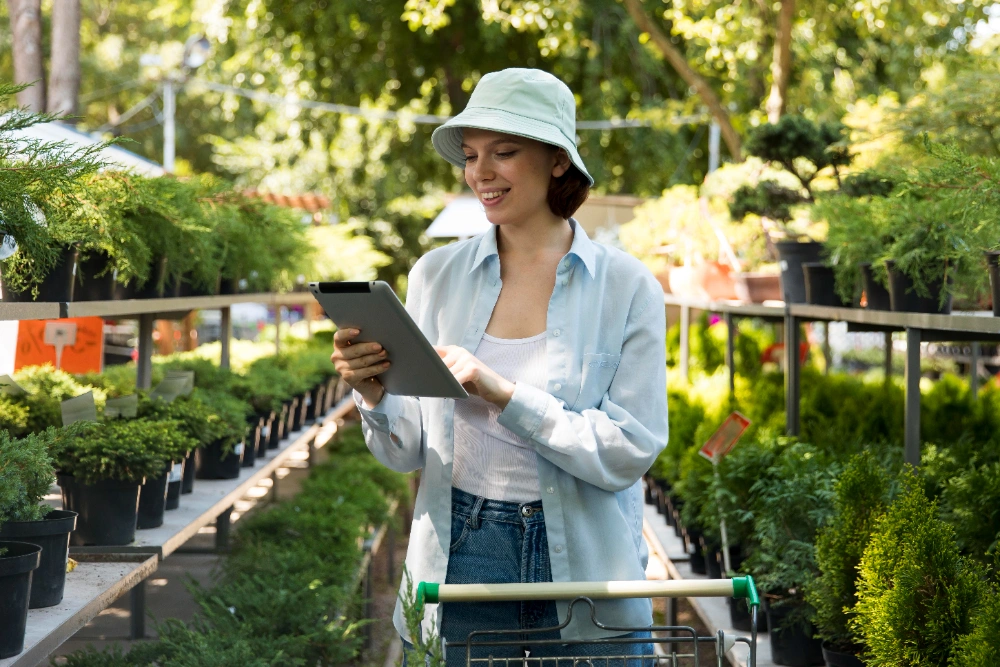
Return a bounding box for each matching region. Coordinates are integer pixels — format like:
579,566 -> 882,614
574,353 -> 621,409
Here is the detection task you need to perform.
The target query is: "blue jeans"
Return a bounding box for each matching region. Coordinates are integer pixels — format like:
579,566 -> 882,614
403,487 -> 654,667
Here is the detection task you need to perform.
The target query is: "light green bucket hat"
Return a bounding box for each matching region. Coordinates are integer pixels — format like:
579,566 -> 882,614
431,68 -> 594,186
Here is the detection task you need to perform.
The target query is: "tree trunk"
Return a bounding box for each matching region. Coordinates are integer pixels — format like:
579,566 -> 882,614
621,0 -> 742,161
765,0 -> 795,122
48,0 -> 82,118
7,0 -> 45,112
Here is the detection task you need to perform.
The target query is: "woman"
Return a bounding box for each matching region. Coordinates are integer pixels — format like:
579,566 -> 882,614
331,68 -> 668,664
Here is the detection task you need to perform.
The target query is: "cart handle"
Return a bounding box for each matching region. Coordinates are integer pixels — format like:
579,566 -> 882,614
416,576 -> 759,611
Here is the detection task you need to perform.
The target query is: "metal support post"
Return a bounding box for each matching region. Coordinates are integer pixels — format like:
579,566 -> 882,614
904,328 -> 922,466
162,79 -> 175,173
971,342 -> 981,399
220,306 -> 232,369
216,505 -> 233,551
137,313 -> 154,390
785,315 -> 801,436
129,580 -> 147,639
364,547 -> 375,650
822,322 -> 832,375
679,305 -> 690,384
724,312 -> 735,394
883,332 -> 893,379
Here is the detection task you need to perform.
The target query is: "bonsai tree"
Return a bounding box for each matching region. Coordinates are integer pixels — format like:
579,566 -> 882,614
50,419 -> 177,484
852,474 -> 985,666
728,116 -> 852,241
806,451 -> 895,656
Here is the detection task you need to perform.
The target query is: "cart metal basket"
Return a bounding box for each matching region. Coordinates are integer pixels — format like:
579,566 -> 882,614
416,576 -> 759,667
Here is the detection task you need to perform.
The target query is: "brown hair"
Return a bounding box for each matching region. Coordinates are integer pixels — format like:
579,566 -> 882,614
547,163 -> 591,219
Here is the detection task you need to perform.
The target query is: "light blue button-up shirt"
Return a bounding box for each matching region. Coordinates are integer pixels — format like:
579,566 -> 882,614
354,219 -> 669,642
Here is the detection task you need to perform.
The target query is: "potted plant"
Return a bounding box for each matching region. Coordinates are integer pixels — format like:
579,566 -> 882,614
139,393 -> 218,498
51,419 -> 169,546
852,476 -> 985,665
806,451 -> 894,667
134,419 -> 197,529
7,365 -> 106,435
744,442 -> 838,667
0,539 -> 40,659
193,389 -> 251,480
729,116 -> 852,304
0,427 -> 78,609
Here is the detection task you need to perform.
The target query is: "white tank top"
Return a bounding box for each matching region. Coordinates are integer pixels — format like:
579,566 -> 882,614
452,331 -> 547,502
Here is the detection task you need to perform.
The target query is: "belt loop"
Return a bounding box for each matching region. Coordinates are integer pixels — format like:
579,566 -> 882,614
469,496 -> 485,529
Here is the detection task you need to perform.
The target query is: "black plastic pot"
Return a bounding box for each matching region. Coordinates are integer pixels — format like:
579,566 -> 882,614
987,251 -> 1000,317
885,260 -> 953,314
325,376 -> 338,412
181,449 -> 196,494
766,601 -> 824,666
195,439 -> 244,480
166,459 -> 184,510
728,595 -> 754,632
686,527 -> 706,575
242,423 -> 259,468
776,241 -> 824,304
137,465 -> 172,529
177,272 -> 215,297
0,245 -> 78,302
270,403 -> 289,450
75,252 -> 117,301
0,541 -> 42,658
306,384 -> 324,424
802,263 -> 851,308
859,263 -> 892,310
59,475 -> 141,546
291,395 -> 305,432
0,510 -> 77,609
113,280 -> 136,300
134,257 -> 181,299
821,642 -> 864,667
700,538 -> 722,579
257,413 -> 274,459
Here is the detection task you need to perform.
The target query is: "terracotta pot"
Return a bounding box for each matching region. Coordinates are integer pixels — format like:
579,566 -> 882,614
734,272 -> 782,304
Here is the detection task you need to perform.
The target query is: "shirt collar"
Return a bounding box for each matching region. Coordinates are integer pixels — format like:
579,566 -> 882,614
469,218 -> 596,278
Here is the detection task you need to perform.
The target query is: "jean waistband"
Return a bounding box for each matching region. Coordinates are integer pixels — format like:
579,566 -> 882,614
451,486 -> 545,525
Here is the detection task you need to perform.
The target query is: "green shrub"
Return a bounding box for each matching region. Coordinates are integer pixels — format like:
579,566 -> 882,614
51,419 -> 179,484
0,427 -> 61,525
939,462 -> 1000,565
853,475 -> 985,666
0,395 -> 30,437
10,365 -> 106,434
138,393 -> 227,451
951,581 -> 1000,667
808,451 -> 896,650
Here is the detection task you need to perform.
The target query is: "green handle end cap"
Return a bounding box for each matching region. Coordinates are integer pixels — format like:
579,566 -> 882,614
417,582 -> 439,611
732,575 -> 760,608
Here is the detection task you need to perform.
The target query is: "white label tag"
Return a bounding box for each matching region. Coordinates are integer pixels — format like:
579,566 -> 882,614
61,391 -> 98,426
0,375 -> 26,396
0,234 -> 17,260
261,425 -> 270,438
168,465 -> 182,482
105,394 -> 139,419
305,396 -> 312,406
234,442 -> 245,456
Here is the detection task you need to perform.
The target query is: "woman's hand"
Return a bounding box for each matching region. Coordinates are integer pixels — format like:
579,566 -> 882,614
434,345 -> 515,409
331,328 -> 391,409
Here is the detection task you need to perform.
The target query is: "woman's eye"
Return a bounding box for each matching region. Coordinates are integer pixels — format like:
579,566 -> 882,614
496,151 -> 516,158
463,155 -> 477,163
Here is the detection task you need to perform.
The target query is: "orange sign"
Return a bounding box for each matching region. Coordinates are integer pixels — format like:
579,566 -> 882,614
15,317 -> 105,374
699,412 -> 751,463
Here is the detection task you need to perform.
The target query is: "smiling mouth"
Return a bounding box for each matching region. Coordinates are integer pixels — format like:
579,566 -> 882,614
481,189 -> 510,204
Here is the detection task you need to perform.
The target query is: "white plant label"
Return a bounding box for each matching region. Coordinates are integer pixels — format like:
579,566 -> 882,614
105,394 -> 139,419
150,376 -> 189,403
0,234 -> 16,260
0,375 -> 26,396
164,370 -> 195,396
61,391 -> 98,426
261,425 -> 270,438
234,442 -> 245,456
168,465 -> 183,483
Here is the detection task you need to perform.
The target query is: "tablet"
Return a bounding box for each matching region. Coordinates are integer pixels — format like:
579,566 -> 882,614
309,281 -> 469,399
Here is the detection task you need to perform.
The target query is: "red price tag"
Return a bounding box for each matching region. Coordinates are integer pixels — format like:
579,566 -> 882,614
699,412 -> 751,463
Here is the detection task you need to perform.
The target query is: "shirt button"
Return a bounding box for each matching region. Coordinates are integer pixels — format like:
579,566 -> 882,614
546,486 -> 555,494
553,329 -> 561,337
554,544 -> 564,553
553,383 -> 562,391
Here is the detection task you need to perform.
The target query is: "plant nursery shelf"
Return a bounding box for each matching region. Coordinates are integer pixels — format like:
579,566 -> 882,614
0,554 -> 157,667
790,304 -> 1000,339
0,292 -> 317,321
69,396 -> 356,560
662,294 -> 786,321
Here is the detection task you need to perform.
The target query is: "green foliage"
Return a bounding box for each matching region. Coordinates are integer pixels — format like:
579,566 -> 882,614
841,170 -> 896,198
730,181 -> 807,225
938,463 -> 1000,565
951,580 -> 1000,667
50,419 -> 174,484
9,365 -> 106,435
60,424 -> 408,667
744,116 -> 852,198
853,475 -> 985,666
743,442 -> 838,627
0,395 -> 30,437
808,451 -> 896,649
0,427 -> 60,526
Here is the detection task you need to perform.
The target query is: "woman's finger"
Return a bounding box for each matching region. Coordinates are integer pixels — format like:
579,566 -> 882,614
337,341 -> 384,361
333,327 -> 359,347
346,350 -> 387,370
346,360 -> 391,382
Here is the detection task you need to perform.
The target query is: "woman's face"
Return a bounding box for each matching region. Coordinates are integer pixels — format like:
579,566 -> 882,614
461,128 -> 570,226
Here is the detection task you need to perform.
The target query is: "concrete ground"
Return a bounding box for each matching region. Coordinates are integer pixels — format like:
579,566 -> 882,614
48,437 -> 410,667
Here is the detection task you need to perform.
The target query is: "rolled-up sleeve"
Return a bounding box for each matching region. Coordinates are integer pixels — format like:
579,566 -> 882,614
497,286 -> 668,492
353,260 -> 429,473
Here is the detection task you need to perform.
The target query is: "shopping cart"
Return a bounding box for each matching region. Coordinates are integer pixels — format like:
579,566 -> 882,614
416,576 -> 759,667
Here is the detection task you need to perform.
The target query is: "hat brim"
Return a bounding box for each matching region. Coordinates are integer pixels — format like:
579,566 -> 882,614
431,107 -> 594,186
